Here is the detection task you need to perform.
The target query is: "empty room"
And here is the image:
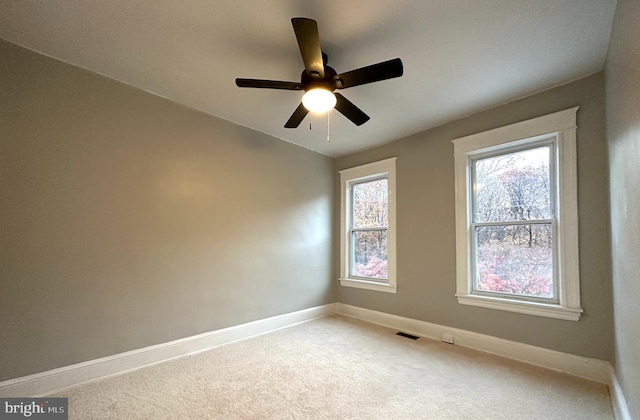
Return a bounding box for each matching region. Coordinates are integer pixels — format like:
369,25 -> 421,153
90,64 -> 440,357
1,1 -> 638,419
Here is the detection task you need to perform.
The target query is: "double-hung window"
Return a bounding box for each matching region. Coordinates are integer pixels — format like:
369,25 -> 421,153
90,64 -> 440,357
339,158 -> 396,293
453,108 -> 582,320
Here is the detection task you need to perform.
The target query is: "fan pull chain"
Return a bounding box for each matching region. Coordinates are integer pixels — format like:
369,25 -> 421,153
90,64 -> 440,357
327,110 -> 331,143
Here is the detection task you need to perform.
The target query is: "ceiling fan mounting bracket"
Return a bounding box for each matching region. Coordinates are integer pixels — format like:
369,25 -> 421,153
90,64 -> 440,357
300,64 -> 338,92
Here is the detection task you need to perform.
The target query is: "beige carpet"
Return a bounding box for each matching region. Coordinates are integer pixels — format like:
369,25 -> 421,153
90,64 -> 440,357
53,315 -> 613,419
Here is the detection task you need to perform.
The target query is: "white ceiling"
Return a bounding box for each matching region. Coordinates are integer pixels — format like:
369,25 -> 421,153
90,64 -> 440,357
0,0 -> 616,157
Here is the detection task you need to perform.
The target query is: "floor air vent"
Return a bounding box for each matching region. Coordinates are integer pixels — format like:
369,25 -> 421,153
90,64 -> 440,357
396,332 -> 419,340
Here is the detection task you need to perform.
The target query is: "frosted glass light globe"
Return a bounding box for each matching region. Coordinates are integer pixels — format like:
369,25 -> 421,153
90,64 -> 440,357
302,88 -> 337,113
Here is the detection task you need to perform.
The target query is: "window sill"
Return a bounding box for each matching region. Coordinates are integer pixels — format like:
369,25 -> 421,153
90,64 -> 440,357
339,278 -> 397,294
456,294 -> 582,321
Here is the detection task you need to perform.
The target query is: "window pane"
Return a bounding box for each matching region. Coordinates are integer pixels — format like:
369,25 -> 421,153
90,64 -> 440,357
475,224 -> 553,298
474,146 -> 551,223
352,178 -> 388,228
351,230 -> 388,279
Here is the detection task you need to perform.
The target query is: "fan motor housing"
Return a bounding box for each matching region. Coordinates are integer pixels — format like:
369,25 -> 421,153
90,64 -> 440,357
301,66 -> 339,92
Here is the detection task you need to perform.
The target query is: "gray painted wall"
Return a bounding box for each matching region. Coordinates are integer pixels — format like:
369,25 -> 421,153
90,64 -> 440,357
605,0 -> 640,417
336,73 -> 613,361
0,40 -> 335,381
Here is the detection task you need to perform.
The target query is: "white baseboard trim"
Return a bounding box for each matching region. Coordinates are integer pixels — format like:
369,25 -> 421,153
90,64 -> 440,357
336,303 -> 611,384
609,365 -> 632,420
2,300 -> 627,417
0,303 -> 337,397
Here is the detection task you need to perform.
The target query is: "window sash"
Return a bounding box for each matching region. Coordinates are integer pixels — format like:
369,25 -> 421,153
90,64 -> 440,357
349,176 -> 388,230
349,227 -> 388,281
470,140 -> 556,224
470,220 -> 559,303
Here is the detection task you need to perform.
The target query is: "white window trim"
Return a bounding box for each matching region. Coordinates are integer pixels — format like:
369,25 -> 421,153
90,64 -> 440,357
452,107 -> 582,321
339,158 -> 397,294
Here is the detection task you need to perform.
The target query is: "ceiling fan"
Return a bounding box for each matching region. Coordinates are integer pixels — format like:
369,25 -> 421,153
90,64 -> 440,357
235,17 -> 403,128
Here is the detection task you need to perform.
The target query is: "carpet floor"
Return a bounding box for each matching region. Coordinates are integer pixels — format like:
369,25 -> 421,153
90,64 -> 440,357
53,315 -> 613,419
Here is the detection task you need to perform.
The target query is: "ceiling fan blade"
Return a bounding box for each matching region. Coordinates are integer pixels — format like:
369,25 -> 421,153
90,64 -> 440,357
335,58 -> 403,89
291,18 -> 325,79
236,78 -> 303,90
284,103 -> 310,128
334,93 -> 370,126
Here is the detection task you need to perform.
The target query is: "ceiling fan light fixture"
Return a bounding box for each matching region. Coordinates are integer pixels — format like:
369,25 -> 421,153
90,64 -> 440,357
302,88 -> 336,113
